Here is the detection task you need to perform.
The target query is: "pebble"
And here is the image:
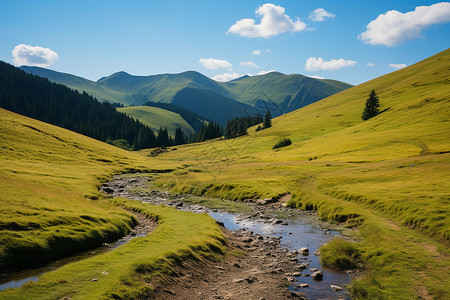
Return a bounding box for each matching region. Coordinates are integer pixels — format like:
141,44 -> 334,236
331,285 -> 343,291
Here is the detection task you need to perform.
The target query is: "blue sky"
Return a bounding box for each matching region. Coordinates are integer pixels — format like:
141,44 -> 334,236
1,0 -> 449,85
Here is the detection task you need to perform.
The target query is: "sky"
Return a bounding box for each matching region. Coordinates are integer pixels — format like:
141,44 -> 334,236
1,0 -> 449,85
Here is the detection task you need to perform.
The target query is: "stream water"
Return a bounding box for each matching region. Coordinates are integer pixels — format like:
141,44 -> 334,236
1,176 -> 353,299
0,221 -> 148,291
191,207 -> 352,299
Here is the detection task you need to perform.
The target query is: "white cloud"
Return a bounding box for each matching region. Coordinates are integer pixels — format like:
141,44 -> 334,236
251,49 -> 271,55
308,75 -> 324,79
240,61 -> 259,68
212,72 -> 242,82
309,8 -> 335,22
12,44 -> 58,67
389,63 -> 407,69
257,70 -> 277,75
305,57 -> 356,71
359,2 -> 450,46
198,58 -> 232,70
367,62 -> 376,67
227,3 -> 306,38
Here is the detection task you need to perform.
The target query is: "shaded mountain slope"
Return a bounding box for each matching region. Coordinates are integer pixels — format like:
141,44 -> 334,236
171,87 -> 252,126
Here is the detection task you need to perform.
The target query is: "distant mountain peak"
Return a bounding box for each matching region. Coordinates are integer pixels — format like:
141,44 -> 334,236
228,75 -> 250,82
97,71 -> 132,82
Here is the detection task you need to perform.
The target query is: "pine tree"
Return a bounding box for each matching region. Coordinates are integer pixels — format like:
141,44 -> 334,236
174,127 -> 185,145
263,109 -> 272,129
157,127 -> 171,147
362,90 -> 380,120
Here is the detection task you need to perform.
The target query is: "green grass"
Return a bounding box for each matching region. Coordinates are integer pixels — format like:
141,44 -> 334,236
117,106 -> 196,136
1,198 -> 226,299
0,108 -> 228,298
149,49 -> 450,299
319,238 -> 361,270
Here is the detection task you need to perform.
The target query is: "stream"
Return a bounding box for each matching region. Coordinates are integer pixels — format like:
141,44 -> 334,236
1,174 -> 353,299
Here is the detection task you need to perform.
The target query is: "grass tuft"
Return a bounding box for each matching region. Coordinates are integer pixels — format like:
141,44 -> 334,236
319,238 -> 361,270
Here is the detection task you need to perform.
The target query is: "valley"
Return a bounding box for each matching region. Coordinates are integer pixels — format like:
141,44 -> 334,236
0,47 -> 449,300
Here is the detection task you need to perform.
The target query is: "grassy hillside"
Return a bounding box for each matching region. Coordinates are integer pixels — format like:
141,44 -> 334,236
150,49 -> 450,299
117,106 -> 196,136
0,108 -> 227,298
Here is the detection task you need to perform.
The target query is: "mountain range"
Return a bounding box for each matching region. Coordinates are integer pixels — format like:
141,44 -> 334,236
20,66 -> 352,125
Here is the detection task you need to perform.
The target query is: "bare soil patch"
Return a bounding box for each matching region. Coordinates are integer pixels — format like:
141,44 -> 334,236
152,228 -> 308,300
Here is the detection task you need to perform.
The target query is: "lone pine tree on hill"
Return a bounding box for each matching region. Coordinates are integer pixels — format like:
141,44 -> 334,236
362,90 -> 380,120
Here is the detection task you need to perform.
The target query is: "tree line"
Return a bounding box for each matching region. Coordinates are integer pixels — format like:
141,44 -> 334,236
0,61 -> 181,150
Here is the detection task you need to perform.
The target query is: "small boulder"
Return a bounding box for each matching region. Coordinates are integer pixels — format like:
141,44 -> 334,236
311,270 -> 324,281
298,247 -> 309,255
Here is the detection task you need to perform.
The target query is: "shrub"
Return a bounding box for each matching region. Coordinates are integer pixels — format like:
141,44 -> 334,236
319,238 -> 361,270
272,138 -> 292,150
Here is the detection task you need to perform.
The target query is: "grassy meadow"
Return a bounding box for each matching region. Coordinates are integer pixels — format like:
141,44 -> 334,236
0,108 -> 229,298
149,49 -> 450,299
117,106 -> 196,136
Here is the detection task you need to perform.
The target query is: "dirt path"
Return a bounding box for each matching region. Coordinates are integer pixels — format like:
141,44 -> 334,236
153,228 -> 309,300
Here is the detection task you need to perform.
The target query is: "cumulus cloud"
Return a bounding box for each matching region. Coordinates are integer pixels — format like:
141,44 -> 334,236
367,62 -> 376,67
227,3 -> 306,38
212,72 -> 242,82
359,2 -> 450,46
240,61 -> 259,68
12,44 -> 58,67
389,63 -> 407,69
309,8 -> 335,22
198,58 -> 232,70
305,57 -> 356,71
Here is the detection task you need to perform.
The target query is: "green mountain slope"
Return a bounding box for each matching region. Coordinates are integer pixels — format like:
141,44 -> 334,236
117,106 -> 196,136
222,71 -> 353,113
1,62 -> 157,150
97,70 -> 233,104
20,67 -> 352,121
152,49 -> 450,299
19,66 -> 127,104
